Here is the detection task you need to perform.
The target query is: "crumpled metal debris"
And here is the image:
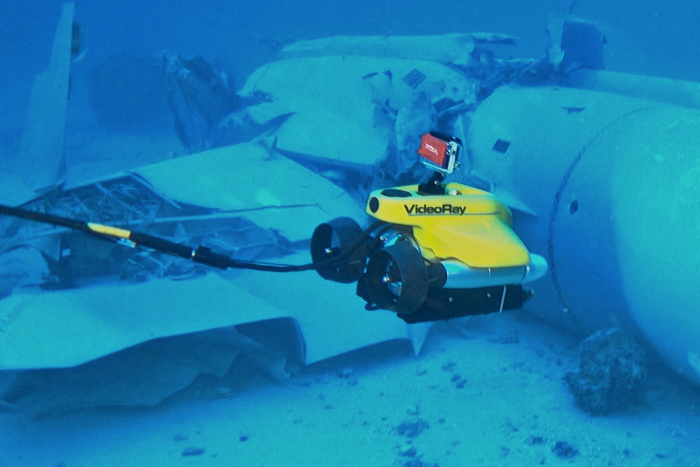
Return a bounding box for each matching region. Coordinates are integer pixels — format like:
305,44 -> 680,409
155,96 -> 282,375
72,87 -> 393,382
0,325 -> 292,417
161,53 -> 240,153
0,247 -> 49,302
279,33 -> 518,66
0,173 -> 297,290
547,18 -> 607,73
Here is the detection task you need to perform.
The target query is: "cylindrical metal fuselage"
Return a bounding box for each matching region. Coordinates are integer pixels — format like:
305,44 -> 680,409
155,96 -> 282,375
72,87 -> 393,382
468,85 -> 700,384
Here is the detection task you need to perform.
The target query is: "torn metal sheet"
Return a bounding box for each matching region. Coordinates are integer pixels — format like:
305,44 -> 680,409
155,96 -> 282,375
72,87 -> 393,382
242,56 -> 475,124
11,2 -> 73,201
239,57 -> 477,168
0,248 -> 49,300
0,261 -> 411,370
0,326 -> 291,416
546,18 -> 606,72
279,34 -> 481,66
131,141 -> 366,241
470,32 -> 519,45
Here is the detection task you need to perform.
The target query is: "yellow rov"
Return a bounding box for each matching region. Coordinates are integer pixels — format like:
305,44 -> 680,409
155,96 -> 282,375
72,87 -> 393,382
311,132 -> 547,323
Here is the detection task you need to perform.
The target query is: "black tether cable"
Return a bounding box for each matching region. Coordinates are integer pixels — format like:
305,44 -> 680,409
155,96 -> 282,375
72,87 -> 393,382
0,203 -> 382,273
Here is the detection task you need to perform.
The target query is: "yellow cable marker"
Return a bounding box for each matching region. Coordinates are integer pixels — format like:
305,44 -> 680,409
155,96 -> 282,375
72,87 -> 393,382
87,223 -> 132,239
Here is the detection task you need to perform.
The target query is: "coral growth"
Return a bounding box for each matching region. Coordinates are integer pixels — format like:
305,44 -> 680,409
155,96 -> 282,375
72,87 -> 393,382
564,328 -> 647,415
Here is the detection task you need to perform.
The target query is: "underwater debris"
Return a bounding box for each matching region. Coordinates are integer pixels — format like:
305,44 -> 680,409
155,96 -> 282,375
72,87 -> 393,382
564,328 -> 647,415
524,435 -> 546,446
552,440 -> 579,459
336,367 -> 359,386
0,247 -> 50,300
395,418 -> 429,439
400,445 -> 418,457
0,174 -> 297,292
396,444 -> 439,467
401,458 -> 438,467
0,326 -> 290,417
161,53 -> 240,153
181,447 -> 205,457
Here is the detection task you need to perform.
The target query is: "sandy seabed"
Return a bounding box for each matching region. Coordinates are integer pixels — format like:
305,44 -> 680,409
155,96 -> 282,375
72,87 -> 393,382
2,310 -> 700,467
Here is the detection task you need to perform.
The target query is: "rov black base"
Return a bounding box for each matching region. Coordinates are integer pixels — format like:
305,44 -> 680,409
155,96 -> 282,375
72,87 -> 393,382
356,279 -> 527,324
